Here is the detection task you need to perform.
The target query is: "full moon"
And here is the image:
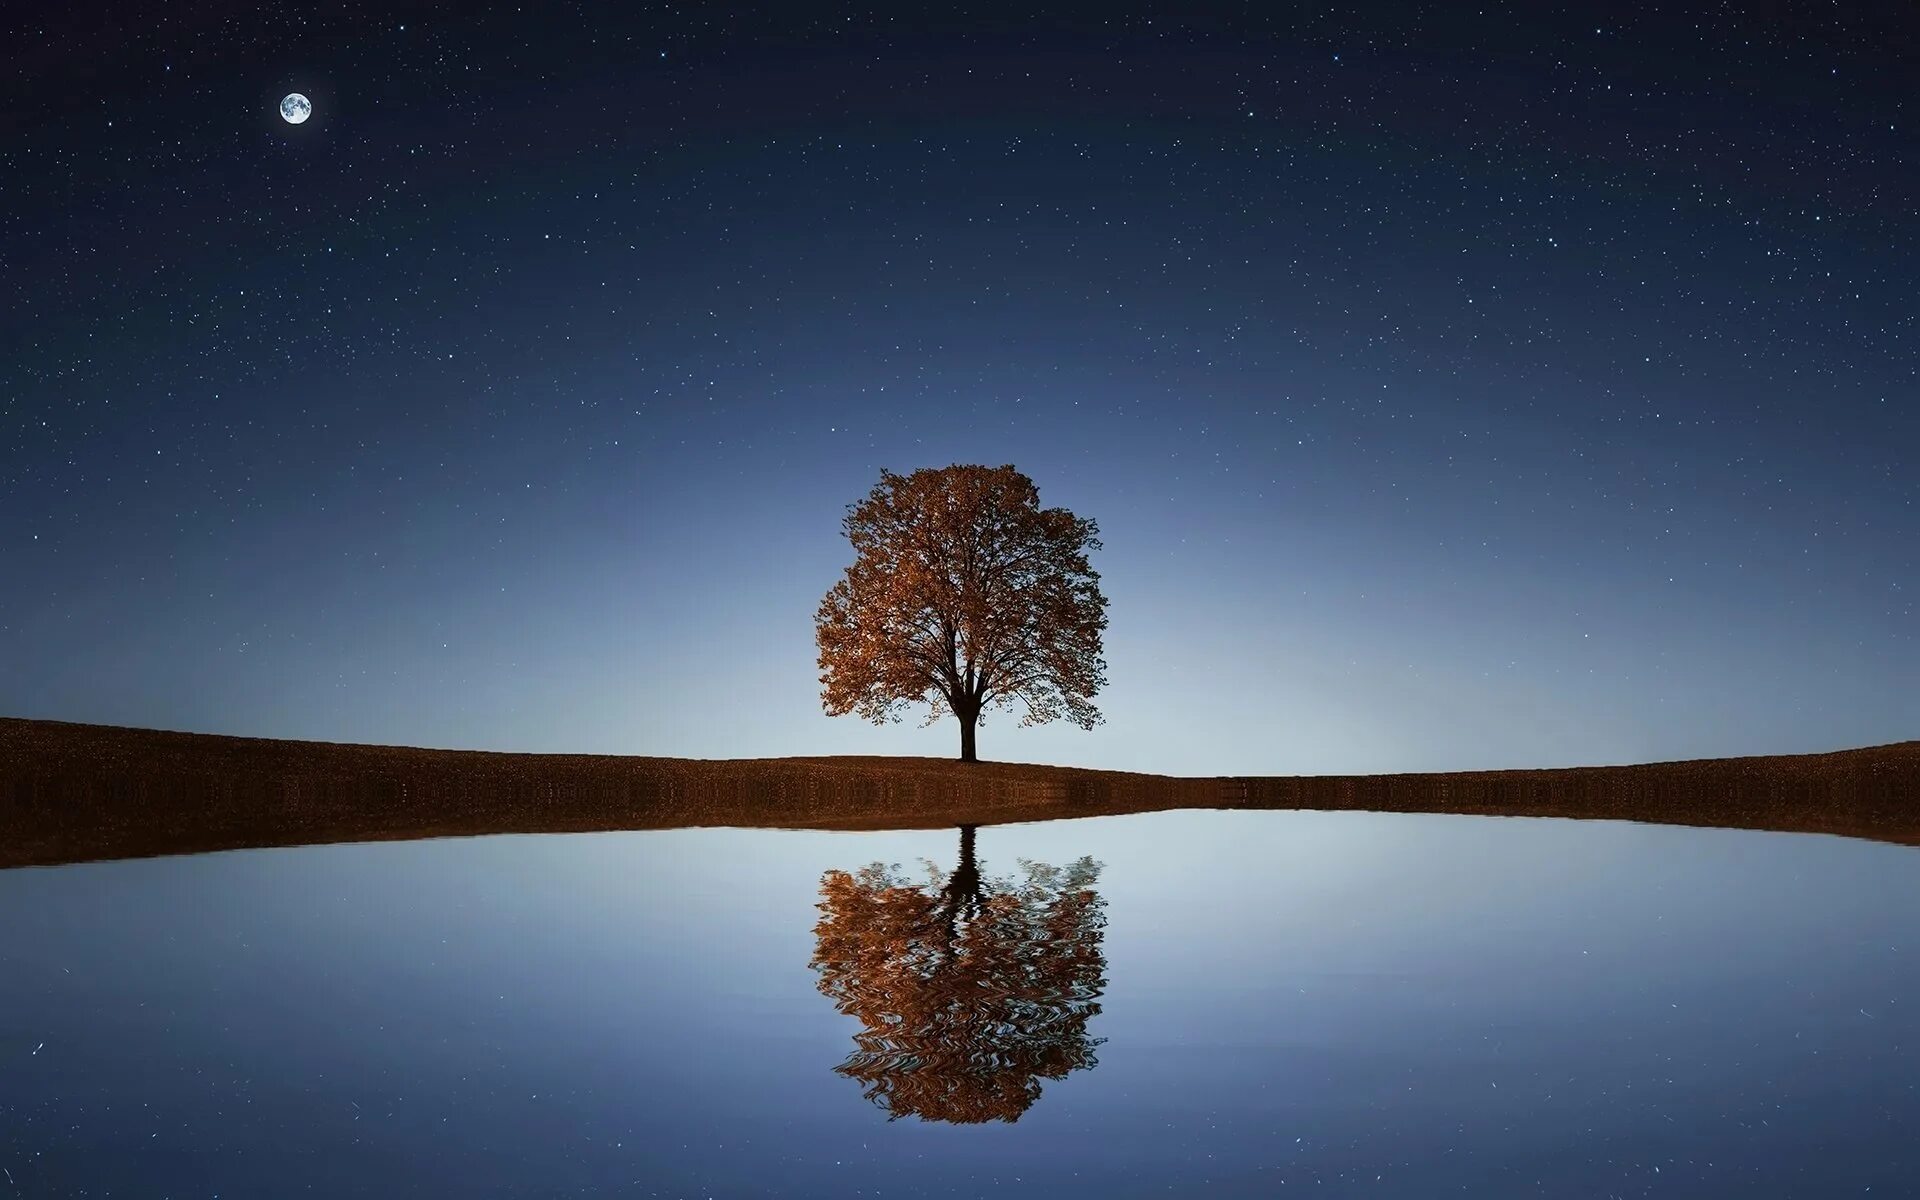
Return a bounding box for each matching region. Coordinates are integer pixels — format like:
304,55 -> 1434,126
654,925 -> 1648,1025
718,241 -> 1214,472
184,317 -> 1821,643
279,93 -> 311,124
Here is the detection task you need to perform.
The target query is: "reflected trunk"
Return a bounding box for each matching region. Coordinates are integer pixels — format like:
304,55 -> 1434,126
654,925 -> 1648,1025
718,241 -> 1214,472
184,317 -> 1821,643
938,825 -> 981,953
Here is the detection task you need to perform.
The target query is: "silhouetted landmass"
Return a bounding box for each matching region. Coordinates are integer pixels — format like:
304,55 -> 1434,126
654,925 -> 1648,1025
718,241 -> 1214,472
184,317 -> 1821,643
1,717 -> 1916,869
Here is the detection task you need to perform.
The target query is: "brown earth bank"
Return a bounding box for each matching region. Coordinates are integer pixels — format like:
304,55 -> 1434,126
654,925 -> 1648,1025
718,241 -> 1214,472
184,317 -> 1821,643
2,717 -> 1918,870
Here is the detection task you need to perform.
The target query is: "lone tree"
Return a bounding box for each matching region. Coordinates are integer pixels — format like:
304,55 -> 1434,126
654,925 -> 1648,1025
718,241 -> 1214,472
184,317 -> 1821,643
815,464 -> 1108,762
811,831 -> 1108,1123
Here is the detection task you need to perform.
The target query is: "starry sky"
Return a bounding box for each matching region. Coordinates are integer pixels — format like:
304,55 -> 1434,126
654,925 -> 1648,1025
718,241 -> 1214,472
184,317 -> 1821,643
3,3 -> 1914,774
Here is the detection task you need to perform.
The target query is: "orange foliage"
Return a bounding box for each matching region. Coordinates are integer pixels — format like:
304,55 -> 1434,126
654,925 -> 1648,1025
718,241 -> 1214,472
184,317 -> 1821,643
815,464 -> 1108,760
810,829 -> 1107,1123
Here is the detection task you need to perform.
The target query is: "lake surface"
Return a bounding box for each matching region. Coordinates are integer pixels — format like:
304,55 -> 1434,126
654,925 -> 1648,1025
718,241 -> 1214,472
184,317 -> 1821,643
2,810 -> 1916,1197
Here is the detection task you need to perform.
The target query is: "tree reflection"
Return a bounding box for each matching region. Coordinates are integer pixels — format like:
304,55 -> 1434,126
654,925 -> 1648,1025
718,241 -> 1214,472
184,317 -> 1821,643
810,824 -> 1108,1123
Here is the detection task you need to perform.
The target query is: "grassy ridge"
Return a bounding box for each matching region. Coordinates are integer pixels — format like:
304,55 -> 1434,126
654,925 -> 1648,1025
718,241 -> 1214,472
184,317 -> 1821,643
3,717 -> 1917,869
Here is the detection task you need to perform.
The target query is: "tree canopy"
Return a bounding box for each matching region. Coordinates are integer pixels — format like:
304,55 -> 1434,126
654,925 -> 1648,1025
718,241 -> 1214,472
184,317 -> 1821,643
810,827 -> 1108,1123
815,464 -> 1108,761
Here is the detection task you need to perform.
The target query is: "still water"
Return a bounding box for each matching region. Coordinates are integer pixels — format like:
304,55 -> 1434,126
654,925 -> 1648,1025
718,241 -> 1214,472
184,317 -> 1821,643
1,810 -> 1915,1197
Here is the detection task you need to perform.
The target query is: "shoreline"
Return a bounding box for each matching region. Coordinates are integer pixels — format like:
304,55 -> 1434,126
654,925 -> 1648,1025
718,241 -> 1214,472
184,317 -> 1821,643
3,717 -> 1917,869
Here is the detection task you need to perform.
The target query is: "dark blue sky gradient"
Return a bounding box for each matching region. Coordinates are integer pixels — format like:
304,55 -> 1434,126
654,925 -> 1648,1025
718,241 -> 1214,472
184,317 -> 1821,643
3,4 -> 1914,772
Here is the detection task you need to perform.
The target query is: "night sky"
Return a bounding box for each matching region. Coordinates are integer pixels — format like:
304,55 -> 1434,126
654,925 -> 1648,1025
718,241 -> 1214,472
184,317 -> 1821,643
4,4 -> 1914,774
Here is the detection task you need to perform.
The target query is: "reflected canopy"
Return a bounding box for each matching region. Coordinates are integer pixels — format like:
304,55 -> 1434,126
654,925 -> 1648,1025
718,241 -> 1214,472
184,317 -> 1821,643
811,825 -> 1108,1123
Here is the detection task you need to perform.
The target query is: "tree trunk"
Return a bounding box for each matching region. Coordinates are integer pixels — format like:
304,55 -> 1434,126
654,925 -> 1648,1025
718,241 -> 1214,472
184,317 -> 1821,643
957,709 -> 978,762
939,825 -> 982,957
